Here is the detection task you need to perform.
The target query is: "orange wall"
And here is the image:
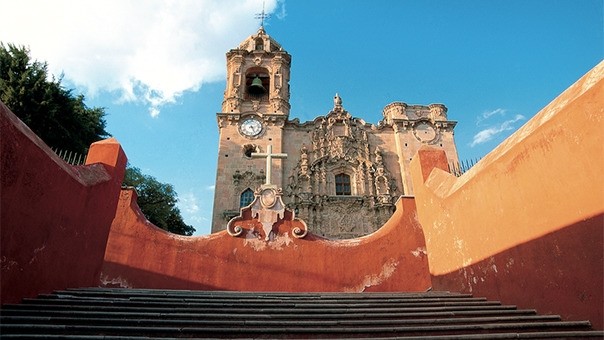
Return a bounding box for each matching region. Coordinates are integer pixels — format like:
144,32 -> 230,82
0,102 -> 127,304
410,62 -> 604,328
101,189 -> 431,292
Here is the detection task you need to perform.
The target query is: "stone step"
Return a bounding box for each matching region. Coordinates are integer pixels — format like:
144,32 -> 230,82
40,291 -> 490,304
1,332 -> 604,340
2,331 -> 604,339
38,290 -> 488,298
25,296 -> 504,309
64,287 -> 475,299
0,314 -> 563,327
0,306 -> 541,320
1,288 -> 600,339
0,321 -> 595,337
5,302 -> 522,314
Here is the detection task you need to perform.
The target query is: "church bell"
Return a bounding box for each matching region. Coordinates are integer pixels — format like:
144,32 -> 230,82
248,76 -> 266,96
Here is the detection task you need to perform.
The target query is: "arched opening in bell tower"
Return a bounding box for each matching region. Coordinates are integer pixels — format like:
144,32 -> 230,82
245,67 -> 270,101
254,38 -> 264,51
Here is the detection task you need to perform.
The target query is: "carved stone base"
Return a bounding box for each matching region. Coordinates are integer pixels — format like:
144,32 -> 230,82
227,185 -> 308,241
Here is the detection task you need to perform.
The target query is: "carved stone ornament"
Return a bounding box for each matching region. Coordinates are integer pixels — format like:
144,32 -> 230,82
428,103 -> 448,121
412,120 -> 440,144
284,95 -> 398,238
227,184 -> 308,241
233,169 -> 265,188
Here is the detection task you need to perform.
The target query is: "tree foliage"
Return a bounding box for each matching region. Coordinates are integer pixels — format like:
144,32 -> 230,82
0,43 -> 108,154
124,166 -> 196,236
1,43 -> 196,236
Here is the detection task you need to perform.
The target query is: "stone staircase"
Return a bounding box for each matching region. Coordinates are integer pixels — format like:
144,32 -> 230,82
1,288 -> 602,339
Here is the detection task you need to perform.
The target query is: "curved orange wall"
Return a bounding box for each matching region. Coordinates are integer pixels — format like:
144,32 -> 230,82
410,62 -> 604,328
101,190 -> 431,293
0,102 -> 127,304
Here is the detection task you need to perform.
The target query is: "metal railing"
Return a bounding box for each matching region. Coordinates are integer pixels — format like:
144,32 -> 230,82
51,147 -> 87,166
449,158 -> 481,177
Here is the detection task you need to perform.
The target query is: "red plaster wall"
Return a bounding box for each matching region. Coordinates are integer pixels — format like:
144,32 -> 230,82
409,62 -> 604,328
101,190 -> 431,292
0,102 -> 127,304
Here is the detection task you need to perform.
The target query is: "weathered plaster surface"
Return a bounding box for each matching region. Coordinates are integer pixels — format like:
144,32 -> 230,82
410,61 -> 604,328
344,258 -> 400,292
101,191 -> 432,293
1,102 -> 127,305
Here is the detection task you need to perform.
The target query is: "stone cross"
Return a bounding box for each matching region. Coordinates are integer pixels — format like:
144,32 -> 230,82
252,145 -> 287,185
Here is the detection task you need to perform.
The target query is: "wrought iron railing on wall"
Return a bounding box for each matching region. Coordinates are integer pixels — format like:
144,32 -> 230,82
449,158 -> 481,177
51,147 -> 87,166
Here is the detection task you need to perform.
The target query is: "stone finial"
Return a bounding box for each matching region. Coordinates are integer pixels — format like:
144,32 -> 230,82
334,93 -> 343,110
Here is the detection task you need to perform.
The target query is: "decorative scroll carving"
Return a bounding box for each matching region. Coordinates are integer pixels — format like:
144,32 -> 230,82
251,186 -> 285,240
227,184 -> 308,240
382,102 -> 408,125
428,103 -> 448,122
233,169 -> 265,188
317,198 -> 373,238
412,120 -> 441,145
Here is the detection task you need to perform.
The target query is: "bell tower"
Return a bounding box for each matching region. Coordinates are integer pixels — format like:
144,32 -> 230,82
221,26 -> 291,116
212,27 -> 291,233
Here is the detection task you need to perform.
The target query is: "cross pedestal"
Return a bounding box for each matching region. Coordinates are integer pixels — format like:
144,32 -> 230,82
226,144 -> 308,240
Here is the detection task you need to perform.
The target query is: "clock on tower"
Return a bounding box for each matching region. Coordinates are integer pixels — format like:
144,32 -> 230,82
212,27 -> 291,233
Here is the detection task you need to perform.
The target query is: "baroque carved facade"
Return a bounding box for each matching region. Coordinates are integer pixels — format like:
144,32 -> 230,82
284,95 -> 398,238
212,27 -> 459,239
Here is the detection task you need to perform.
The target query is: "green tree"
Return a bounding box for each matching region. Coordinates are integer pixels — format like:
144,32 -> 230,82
124,166 -> 196,236
0,43 -> 108,154
1,43 -> 195,236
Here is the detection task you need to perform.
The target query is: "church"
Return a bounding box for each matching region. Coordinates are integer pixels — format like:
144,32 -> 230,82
212,27 -> 459,238
2,22 -> 602,337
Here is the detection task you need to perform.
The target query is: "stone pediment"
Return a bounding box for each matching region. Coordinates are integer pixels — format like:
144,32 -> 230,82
236,27 -> 284,53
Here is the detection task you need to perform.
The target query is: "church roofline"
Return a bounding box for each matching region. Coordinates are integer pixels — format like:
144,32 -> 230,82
233,26 -> 285,53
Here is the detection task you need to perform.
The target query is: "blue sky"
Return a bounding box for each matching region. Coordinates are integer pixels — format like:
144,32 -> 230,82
1,0 -> 602,235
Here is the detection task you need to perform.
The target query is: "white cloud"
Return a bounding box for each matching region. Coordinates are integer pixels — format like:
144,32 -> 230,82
471,114 -> 525,147
481,108 -> 507,120
206,185 -> 216,191
178,191 -> 213,234
179,192 -> 200,215
274,1 -> 287,20
0,0 -> 280,117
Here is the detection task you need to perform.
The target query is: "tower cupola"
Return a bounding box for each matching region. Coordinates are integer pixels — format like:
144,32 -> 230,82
221,27 -> 291,117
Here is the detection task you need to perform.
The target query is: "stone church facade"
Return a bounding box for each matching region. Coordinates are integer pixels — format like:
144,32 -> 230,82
212,27 -> 459,238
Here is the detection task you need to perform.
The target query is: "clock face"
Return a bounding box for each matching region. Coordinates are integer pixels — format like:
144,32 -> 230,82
240,117 -> 263,137
413,121 -> 439,143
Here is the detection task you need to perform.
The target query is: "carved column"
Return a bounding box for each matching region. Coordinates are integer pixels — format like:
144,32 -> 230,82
392,123 -> 409,195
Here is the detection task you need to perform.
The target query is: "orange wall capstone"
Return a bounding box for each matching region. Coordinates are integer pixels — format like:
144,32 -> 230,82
409,61 -> 604,328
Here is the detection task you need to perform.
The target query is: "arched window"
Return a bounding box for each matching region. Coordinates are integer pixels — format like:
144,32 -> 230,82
255,38 -> 264,51
335,174 -> 351,196
245,67 -> 269,100
240,188 -> 255,207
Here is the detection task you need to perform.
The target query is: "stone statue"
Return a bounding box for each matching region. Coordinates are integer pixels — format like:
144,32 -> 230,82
334,93 -> 343,109
299,145 -> 309,176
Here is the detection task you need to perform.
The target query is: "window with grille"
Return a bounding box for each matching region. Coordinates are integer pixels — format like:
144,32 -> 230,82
240,188 -> 255,207
335,174 -> 351,196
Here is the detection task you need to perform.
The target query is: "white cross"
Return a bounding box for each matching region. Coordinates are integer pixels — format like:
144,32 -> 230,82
252,145 -> 287,185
